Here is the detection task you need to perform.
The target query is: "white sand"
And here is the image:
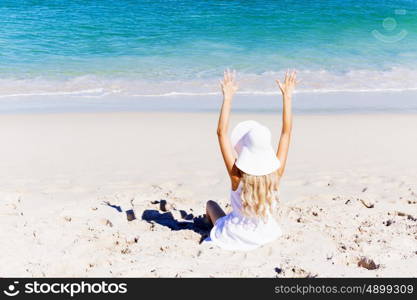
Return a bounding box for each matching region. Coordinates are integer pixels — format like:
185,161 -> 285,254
0,112 -> 416,277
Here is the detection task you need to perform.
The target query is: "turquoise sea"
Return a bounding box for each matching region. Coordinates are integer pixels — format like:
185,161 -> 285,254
0,0 -> 416,112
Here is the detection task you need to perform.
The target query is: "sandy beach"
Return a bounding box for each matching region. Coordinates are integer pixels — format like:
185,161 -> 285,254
0,111 -> 416,277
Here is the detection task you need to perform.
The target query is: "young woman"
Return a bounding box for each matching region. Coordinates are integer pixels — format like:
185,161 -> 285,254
205,69 -> 297,251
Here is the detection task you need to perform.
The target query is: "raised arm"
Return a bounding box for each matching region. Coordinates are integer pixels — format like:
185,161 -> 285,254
275,71 -> 297,177
217,69 -> 240,189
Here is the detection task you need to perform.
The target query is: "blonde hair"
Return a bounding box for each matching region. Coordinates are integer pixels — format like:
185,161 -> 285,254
240,171 -> 280,219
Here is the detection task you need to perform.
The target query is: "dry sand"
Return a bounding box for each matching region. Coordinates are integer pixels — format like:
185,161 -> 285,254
0,112 -> 416,277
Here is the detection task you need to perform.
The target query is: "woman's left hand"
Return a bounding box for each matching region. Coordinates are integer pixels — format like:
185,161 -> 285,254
220,69 -> 238,100
276,70 -> 298,98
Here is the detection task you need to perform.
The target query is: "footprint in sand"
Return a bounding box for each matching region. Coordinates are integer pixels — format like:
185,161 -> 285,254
357,257 -> 379,270
100,218 -> 113,227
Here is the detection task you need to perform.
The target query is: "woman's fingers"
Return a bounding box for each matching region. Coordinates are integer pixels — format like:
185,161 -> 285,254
276,70 -> 298,92
223,68 -> 237,84
290,71 -> 296,83
276,79 -> 283,91
228,69 -> 235,82
221,69 -> 238,94
285,70 -> 296,85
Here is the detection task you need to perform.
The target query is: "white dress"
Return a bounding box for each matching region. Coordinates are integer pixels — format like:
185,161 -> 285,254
206,185 -> 282,251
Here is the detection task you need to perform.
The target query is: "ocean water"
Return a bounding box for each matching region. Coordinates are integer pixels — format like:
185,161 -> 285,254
0,0 -> 417,111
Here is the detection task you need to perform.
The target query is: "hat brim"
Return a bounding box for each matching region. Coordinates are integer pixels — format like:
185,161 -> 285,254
235,146 -> 280,176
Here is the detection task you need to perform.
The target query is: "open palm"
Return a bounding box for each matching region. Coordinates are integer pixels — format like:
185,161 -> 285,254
220,69 -> 238,99
276,71 -> 298,97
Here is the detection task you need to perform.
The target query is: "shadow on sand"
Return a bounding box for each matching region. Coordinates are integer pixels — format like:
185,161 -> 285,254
141,200 -> 212,243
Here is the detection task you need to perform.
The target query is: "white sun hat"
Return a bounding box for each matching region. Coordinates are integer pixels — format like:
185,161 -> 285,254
231,120 -> 280,176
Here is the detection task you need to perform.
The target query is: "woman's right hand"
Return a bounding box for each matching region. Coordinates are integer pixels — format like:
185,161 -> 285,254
276,70 -> 297,98
220,69 -> 238,100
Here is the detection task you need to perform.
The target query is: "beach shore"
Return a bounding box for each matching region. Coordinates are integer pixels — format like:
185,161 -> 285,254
0,111 -> 416,277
